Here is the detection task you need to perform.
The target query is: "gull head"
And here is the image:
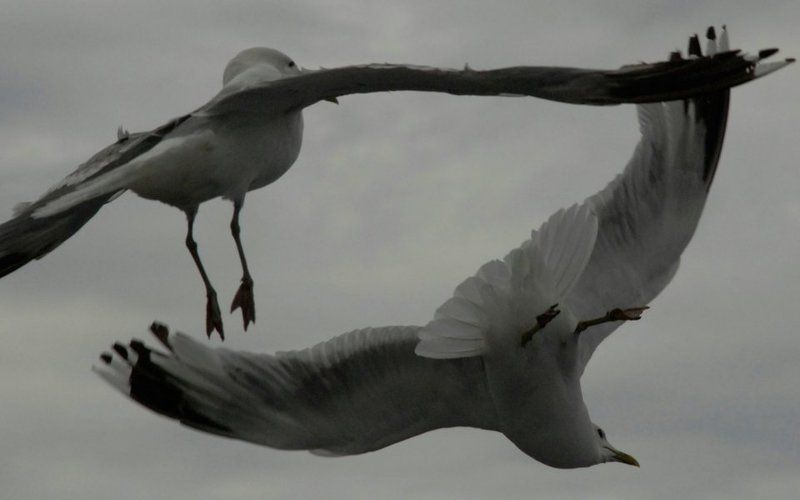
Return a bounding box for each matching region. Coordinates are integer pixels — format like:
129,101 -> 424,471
594,424 -> 639,468
223,47 -> 302,87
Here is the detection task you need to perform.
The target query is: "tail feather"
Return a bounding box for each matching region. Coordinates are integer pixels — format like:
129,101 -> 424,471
0,194 -> 116,278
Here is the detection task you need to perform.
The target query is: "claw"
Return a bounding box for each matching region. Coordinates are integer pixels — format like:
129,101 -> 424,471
575,305 -> 649,335
520,304 -> 561,347
206,291 -> 224,340
230,277 -> 256,331
608,306 -> 649,321
537,304 -> 561,327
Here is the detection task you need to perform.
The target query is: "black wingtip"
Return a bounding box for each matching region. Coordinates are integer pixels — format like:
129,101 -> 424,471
758,48 -> 779,59
129,339 -> 148,357
688,34 -> 702,57
112,343 -> 129,360
149,321 -> 172,350
669,50 -> 683,62
706,26 -> 716,40
100,352 -> 113,364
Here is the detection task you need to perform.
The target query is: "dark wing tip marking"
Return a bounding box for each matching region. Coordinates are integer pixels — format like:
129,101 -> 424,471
129,339 -> 149,358
112,343 -> 129,360
149,322 -> 172,350
100,352 -> 113,364
706,26 -> 717,40
759,48 -> 779,59
693,92 -> 730,191
688,34 -> 703,57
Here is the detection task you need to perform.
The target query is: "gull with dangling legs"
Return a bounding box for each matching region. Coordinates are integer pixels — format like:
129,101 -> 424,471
1,28 -> 793,338
95,29 -> 793,468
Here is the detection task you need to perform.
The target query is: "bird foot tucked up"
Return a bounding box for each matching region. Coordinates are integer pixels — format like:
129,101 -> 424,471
206,291 -> 225,340
574,306 -> 649,335
607,307 -> 649,322
520,304 -> 561,347
230,277 -> 256,331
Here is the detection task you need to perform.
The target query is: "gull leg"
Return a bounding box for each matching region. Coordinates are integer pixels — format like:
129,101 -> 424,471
184,208 -> 224,340
520,304 -> 561,347
229,199 -> 256,330
574,306 -> 649,335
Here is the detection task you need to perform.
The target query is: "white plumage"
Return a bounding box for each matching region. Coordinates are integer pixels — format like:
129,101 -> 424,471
95,28 -> 792,469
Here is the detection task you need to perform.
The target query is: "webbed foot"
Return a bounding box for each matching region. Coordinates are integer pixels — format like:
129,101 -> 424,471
206,291 -> 224,340
230,277 -> 256,331
520,304 -> 561,347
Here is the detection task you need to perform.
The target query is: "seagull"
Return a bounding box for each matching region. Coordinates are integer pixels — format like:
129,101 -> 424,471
94,28 -> 792,468
0,31 -> 791,339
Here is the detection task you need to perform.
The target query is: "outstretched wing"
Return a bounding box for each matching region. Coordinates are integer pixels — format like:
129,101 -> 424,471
200,30 -> 791,116
0,116 -> 189,277
31,116 -> 191,214
95,323 -> 498,456
564,28 -> 792,374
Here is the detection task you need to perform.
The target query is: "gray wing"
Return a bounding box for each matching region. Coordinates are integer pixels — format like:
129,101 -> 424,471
0,115 -> 189,277
200,33 -> 791,116
95,323 -> 498,456
32,115 -> 191,208
564,32 -> 790,374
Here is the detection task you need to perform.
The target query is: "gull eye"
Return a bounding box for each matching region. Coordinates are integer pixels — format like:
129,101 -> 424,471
597,428 -> 606,439
288,61 -> 296,68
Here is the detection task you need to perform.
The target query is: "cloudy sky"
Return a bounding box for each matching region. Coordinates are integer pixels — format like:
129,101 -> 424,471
0,1 -> 798,499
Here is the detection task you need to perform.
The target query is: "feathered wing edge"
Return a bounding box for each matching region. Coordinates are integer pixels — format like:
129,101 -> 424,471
202,26 -> 793,115
0,196 -> 113,278
417,28 -> 792,364
416,204 -> 597,359
95,323 -> 499,455
565,29 -> 742,374
0,117 -> 189,278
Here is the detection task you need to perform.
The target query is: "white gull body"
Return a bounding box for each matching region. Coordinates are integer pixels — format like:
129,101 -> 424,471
39,49 -> 305,213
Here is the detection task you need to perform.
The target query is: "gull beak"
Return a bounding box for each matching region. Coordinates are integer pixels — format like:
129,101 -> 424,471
324,97 -> 339,104
612,449 -> 640,467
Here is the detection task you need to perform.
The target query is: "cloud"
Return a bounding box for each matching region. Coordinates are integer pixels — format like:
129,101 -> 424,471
0,1 -> 798,499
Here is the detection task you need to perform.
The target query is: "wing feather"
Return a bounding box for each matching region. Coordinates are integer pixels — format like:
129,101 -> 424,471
96,324 -> 498,456
200,45 -> 791,116
0,117 -> 191,276
419,29 -> 791,367
561,28 -> 795,375
565,93 -> 730,374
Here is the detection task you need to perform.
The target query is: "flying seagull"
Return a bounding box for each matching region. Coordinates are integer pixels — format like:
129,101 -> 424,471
94,29 -> 792,468
0,30 -> 791,339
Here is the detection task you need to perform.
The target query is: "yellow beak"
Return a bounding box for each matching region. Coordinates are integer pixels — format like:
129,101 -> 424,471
612,449 -> 640,467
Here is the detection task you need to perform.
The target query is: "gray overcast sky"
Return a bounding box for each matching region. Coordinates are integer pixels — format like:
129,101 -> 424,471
0,1 -> 798,499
